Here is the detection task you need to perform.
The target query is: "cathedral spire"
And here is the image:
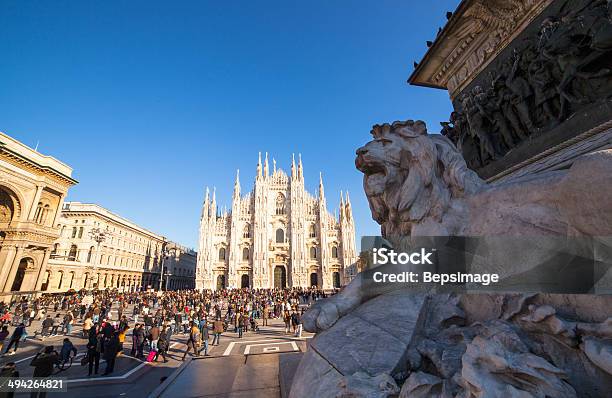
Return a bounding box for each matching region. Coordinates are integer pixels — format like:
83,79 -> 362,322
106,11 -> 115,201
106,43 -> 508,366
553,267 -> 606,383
273,158 -> 277,173
211,186 -> 217,216
202,186 -> 210,219
291,153 -> 296,179
298,153 -> 303,179
257,152 -> 262,178
319,172 -> 325,201
233,169 -> 241,198
264,152 -> 269,177
345,190 -> 352,221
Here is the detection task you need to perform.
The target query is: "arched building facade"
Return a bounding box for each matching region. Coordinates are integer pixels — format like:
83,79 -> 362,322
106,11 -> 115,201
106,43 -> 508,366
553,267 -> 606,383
0,131 -> 77,300
46,202 -> 166,293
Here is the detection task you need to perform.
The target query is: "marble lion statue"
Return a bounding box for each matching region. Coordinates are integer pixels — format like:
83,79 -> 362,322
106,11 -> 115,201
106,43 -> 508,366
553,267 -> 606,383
303,119 -> 612,333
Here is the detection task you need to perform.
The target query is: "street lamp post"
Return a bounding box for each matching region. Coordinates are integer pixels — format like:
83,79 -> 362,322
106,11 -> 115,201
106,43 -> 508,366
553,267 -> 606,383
159,246 -> 176,291
89,226 -> 111,290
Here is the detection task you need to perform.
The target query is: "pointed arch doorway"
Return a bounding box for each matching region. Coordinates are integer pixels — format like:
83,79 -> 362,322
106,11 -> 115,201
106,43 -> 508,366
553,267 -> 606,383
333,272 -> 341,288
310,272 -> 318,287
216,275 -> 226,290
241,274 -> 250,288
273,266 -> 286,289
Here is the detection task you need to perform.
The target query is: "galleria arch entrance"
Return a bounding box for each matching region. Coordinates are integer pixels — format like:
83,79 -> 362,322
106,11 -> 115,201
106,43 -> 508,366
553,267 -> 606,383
274,266 -> 286,289
241,274 -> 250,288
10,258 -> 33,292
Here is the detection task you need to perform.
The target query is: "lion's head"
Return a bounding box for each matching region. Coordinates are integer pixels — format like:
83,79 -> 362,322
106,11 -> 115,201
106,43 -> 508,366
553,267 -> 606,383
355,120 -> 483,237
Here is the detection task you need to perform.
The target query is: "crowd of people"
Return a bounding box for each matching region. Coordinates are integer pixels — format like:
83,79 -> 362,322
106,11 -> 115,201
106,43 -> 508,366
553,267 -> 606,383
0,287 -> 331,378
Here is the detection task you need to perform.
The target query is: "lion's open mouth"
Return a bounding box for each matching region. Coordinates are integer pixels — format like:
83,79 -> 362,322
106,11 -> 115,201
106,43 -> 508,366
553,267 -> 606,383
355,155 -> 385,176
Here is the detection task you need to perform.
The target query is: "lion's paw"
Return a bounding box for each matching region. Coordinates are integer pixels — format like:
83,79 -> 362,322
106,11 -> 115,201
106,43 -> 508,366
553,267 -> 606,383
302,298 -> 341,333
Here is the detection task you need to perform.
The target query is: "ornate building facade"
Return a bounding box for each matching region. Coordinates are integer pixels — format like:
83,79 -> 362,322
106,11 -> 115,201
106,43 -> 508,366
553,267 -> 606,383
196,154 -> 357,290
0,132 -> 77,300
163,242 -> 196,290
46,202 -> 166,293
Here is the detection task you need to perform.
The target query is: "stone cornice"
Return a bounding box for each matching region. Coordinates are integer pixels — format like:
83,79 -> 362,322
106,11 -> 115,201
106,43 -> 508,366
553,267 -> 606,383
408,0 -> 552,98
2,225 -> 59,246
0,148 -> 78,189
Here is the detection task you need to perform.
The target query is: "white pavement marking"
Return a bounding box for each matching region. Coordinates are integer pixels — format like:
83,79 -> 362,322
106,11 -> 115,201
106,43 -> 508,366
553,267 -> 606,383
13,352 -> 85,365
67,342 -> 180,383
224,339 -> 303,356
243,342 -> 299,355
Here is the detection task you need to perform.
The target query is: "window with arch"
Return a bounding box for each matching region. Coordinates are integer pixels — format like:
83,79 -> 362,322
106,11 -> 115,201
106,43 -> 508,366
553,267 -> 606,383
275,228 -> 285,243
78,227 -> 84,238
309,224 -> 316,238
87,246 -> 94,263
218,247 -> 226,261
243,224 -> 251,238
42,204 -> 51,224
71,227 -> 78,238
41,271 -> 51,291
51,243 -> 59,257
68,245 -> 78,261
34,202 -> 44,224
0,188 -> 16,225
57,271 -> 64,289
331,246 -> 339,258
275,193 -> 286,215
242,247 -> 250,261
310,246 -> 317,260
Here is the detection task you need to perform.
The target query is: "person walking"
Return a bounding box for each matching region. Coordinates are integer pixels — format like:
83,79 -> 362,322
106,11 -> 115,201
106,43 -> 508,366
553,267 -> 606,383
262,305 -> 269,326
131,324 -> 145,359
3,323 -> 26,356
181,322 -> 201,361
86,326 -> 102,376
212,317 -> 223,346
51,315 -> 61,336
283,310 -> 291,334
0,326 -> 9,354
236,312 -> 243,338
62,312 -> 74,335
149,324 -> 160,352
200,321 -> 210,356
103,332 -> 119,375
29,346 -> 58,398
154,326 -> 169,363
82,316 -> 93,338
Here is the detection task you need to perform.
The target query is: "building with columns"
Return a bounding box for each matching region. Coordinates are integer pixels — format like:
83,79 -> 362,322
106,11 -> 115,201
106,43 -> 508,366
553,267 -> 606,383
0,132 -> 77,300
196,153 -> 357,290
46,202 -> 167,293
163,242 -> 197,290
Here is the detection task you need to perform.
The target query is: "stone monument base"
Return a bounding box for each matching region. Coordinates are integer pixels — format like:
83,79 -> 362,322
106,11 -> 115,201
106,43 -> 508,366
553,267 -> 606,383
289,292 -> 612,398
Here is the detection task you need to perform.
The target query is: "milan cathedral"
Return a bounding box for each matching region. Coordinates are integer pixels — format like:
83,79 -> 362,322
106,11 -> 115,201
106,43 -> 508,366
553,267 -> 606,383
196,153 -> 357,290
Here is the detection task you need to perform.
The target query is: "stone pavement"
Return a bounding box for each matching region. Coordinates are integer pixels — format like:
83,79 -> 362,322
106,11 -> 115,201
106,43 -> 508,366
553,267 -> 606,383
0,308 -> 312,398
151,319 -> 312,398
0,308 -> 194,398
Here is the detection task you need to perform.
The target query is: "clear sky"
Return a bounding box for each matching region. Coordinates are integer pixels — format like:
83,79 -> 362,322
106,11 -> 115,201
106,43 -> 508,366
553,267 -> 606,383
0,0 -> 458,249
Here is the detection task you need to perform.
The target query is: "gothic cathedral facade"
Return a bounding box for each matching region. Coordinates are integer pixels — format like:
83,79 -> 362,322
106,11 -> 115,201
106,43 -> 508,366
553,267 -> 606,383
196,153 -> 357,290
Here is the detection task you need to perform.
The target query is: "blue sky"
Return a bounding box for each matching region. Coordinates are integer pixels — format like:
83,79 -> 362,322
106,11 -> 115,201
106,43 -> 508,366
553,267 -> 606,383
0,0 -> 457,249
